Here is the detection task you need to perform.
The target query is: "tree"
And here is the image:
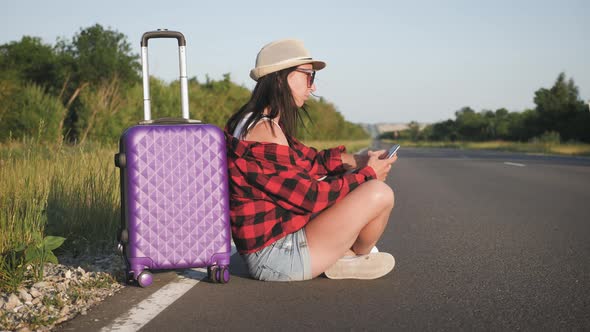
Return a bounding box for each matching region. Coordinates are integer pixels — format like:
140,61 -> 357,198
0,36 -> 64,94
59,24 -> 140,86
0,25 -> 369,143
494,108 -> 510,139
455,106 -> 486,140
298,99 -> 369,141
55,24 -> 140,141
533,72 -> 588,141
429,120 -> 457,141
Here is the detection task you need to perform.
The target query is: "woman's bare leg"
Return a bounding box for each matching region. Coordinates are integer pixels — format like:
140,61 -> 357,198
341,205 -> 391,257
351,205 -> 392,255
305,180 -> 395,278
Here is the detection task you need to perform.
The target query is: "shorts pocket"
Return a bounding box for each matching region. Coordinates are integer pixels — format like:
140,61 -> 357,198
256,265 -> 293,282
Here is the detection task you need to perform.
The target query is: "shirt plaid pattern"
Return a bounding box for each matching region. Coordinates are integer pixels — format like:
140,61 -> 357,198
225,132 -> 377,254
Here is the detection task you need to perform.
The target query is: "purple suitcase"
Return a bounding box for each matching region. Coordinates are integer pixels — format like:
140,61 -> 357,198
115,30 -> 231,287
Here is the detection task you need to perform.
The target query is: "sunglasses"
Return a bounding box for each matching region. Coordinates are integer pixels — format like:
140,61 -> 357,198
294,68 -> 316,87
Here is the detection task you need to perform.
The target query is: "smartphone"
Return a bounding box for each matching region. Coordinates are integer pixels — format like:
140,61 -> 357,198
383,144 -> 400,159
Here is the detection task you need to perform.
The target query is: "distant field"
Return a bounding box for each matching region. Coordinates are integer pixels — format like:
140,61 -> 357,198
304,139 -> 372,153
383,139 -> 590,157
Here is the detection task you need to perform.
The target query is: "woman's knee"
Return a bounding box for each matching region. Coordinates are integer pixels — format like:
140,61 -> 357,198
359,180 -> 394,209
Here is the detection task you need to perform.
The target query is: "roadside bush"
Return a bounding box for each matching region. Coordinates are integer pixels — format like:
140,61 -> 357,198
0,83 -> 64,142
530,131 -> 561,145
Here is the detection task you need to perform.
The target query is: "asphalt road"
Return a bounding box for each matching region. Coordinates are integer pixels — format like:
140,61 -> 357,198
60,146 -> 590,331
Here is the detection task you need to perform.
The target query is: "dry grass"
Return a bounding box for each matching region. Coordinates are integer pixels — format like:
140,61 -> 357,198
303,139 -> 372,153
384,139 -> 590,156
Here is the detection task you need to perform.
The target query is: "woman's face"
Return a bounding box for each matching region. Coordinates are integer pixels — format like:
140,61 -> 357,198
287,64 -> 316,107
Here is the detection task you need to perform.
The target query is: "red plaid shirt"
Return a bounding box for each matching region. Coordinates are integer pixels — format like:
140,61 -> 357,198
225,132 -> 377,254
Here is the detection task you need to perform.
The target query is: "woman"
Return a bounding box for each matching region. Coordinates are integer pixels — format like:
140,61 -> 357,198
225,39 -> 397,281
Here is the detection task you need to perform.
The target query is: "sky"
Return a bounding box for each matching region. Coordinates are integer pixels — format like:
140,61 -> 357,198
1,0 -> 589,124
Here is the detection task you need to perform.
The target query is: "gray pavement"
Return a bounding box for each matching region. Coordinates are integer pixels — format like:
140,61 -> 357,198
59,146 -> 590,331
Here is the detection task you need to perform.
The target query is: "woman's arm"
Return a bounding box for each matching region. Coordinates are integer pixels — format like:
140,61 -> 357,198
246,161 -> 377,214
341,152 -> 369,170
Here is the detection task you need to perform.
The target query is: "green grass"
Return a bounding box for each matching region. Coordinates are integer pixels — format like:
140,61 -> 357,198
384,139 -> 590,156
0,139 -> 120,256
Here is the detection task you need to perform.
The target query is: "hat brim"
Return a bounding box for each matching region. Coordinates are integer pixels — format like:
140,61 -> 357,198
250,59 -> 326,81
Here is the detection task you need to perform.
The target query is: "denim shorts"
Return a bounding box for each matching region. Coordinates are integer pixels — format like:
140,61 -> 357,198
242,228 -> 312,282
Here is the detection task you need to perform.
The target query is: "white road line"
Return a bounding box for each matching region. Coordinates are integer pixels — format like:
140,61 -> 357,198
504,162 -> 526,167
102,244 -> 237,332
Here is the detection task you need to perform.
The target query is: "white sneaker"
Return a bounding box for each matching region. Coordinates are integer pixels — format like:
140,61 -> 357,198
324,252 -> 395,280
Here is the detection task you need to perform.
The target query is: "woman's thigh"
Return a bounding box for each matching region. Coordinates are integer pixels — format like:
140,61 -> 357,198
305,180 -> 394,277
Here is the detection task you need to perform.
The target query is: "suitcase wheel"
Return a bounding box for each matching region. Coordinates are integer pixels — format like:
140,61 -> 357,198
137,271 -> 153,287
217,267 -> 230,284
209,266 -> 218,282
125,271 -> 134,284
208,266 -> 229,283
207,266 -> 214,281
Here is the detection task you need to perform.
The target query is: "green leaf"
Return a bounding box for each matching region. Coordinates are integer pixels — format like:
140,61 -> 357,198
42,236 -> 66,251
24,247 -> 41,263
45,252 -> 58,264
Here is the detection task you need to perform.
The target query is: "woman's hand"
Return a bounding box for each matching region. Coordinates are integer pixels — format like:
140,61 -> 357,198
366,150 -> 398,181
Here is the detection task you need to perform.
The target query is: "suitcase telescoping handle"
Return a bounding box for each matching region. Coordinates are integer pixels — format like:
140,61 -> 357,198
140,29 -> 189,121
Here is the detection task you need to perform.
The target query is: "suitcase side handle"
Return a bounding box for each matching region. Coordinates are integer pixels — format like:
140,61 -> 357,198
140,29 -> 189,121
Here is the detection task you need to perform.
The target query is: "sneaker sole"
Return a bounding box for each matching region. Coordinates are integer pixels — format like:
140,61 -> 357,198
324,252 -> 395,280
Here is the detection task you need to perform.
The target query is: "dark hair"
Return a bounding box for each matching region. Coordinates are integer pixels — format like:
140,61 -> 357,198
226,67 -> 308,139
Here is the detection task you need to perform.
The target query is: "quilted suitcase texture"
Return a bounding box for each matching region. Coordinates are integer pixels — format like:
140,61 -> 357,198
115,30 -> 231,287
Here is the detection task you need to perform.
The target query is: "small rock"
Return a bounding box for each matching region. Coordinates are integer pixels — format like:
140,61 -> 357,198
57,283 -> 68,292
0,256 -> 124,331
33,281 -> 48,289
60,305 -> 70,317
17,327 -> 32,332
18,289 -> 33,302
6,294 -> 22,310
29,287 -> 42,298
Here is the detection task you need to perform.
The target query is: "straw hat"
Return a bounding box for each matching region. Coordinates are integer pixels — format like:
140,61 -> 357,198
249,39 -> 326,81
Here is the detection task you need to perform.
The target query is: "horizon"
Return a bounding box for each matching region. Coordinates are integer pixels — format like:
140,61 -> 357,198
1,0 -> 588,124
